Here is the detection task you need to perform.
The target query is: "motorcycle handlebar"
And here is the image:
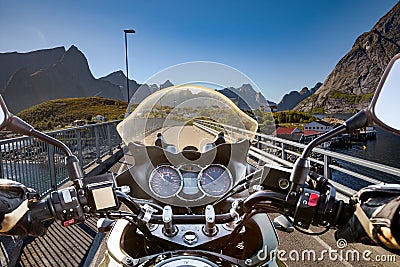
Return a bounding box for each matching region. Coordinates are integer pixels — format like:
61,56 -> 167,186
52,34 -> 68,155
27,177 -> 354,232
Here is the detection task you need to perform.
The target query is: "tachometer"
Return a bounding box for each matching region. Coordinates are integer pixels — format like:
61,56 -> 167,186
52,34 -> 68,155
199,165 -> 232,196
149,166 -> 183,198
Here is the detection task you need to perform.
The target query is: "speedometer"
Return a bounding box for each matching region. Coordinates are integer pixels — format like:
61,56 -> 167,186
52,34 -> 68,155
149,166 -> 183,198
199,165 -> 232,196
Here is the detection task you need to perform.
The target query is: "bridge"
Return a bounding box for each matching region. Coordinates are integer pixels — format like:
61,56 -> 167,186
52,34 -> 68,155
0,119 -> 399,266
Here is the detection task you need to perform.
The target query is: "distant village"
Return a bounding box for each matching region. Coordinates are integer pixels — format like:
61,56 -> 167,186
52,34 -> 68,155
273,120 -> 376,149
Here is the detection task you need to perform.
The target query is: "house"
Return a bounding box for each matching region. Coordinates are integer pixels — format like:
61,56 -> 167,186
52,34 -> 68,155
273,127 -> 303,142
72,120 -> 86,127
274,127 -> 322,143
304,121 -> 332,133
273,127 -> 302,135
92,115 -> 108,123
302,129 -> 322,143
260,103 -> 278,112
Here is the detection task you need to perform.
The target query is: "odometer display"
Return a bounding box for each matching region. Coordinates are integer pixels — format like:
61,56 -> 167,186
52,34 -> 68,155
149,166 -> 182,198
199,165 -> 232,196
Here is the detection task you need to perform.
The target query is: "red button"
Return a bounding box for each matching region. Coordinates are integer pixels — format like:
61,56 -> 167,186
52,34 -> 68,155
63,219 -> 75,227
307,193 -> 319,207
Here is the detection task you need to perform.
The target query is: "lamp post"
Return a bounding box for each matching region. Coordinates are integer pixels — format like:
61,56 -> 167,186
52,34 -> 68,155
124,29 -> 135,103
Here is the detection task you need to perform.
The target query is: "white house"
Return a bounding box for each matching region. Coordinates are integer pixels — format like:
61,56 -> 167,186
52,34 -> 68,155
304,121 -> 332,133
92,115 -> 108,123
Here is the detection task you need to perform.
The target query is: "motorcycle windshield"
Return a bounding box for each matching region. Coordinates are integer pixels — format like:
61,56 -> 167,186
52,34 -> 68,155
117,84 -> 258,151
116,62 -> 275,206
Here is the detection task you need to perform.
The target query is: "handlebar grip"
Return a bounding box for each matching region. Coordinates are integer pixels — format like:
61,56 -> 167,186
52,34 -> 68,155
1,199 -> 52,237
29,198 -> 54,223
332,200 -> 355,227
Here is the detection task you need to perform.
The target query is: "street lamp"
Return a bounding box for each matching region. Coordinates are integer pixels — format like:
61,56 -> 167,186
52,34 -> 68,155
124,29 -> 135,103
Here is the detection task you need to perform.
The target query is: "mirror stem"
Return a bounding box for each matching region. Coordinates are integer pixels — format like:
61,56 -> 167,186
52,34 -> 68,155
301,125 -> 347,159
7,116 -> 84,184
8,116 -> 73,157
289,110 -> 369,195
301,109 -> 369,159
289,125 -> 347,194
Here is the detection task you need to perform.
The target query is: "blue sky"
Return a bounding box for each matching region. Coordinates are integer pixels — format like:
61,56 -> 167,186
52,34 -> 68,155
0,0 -> 398,102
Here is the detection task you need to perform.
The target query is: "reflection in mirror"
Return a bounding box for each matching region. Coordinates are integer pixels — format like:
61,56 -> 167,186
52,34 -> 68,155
0,95 -> 8,129
0,109 -> 4,127
374,58 -> 400,132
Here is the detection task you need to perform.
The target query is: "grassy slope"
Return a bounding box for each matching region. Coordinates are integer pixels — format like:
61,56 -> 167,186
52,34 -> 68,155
17,97 -> 128,130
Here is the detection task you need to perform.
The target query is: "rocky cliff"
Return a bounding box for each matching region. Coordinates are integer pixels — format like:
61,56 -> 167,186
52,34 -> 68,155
221,84 -> 271,110
295,2 -> 400,114
1,46 -> 124,113
99,70 -> 140,101
0,47 -> 65,92
277,82 -> 322,111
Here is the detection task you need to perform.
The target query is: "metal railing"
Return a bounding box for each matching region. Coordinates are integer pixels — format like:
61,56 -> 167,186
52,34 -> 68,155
194,119 -> 400,196
0,121 -> 122,197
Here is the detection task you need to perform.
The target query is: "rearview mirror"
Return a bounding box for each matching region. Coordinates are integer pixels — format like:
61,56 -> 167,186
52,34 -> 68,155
369,53 -> 400,135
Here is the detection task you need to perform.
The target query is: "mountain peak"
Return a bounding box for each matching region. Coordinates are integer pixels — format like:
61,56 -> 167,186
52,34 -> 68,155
299,87 -> 309,95
60,45 -> 93,80
1,45 -> 123,112
277,83 -> 321,111
160,80 -> 174,89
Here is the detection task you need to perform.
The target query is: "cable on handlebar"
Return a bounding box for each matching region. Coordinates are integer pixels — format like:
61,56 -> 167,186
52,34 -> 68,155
222,209 -> 264,251
293,222 -> 330,236
241,191 -> 287,212
213,169 -> 262,206
115,191 -> 142,214
124,216 -> 153,240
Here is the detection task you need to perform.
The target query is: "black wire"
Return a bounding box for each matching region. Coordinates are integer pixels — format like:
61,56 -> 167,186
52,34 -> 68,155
287,216 -> 331,236
222,208 -> 267,250
293,224 -> 331,235
125,216 -> 154,240
253,203 -> 281,213
213,169 -> 262,206
117,160 -> 134,167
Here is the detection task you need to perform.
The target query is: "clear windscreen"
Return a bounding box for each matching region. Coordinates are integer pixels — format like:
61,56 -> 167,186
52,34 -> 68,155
117,61 -> 275,151
115,62 -> 277,206
117,84 -> 258,151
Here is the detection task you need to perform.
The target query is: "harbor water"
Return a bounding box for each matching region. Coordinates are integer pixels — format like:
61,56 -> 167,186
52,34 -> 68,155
331,126 -> 400,190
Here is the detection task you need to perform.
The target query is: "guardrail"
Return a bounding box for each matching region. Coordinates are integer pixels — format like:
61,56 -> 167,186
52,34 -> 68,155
194,119 -> 400,197
0,121 -> 122,197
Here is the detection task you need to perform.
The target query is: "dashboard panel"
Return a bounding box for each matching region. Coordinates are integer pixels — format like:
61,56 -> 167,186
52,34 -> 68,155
121,140 -> 250,207
148,164 -> 233,201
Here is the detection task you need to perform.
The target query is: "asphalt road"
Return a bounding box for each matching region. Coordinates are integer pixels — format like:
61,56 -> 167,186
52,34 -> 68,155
274,215 -> 398,267
145,125 -> 215,150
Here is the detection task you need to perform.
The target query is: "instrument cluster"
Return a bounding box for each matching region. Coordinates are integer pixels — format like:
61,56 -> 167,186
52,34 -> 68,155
149,164 -> 233,201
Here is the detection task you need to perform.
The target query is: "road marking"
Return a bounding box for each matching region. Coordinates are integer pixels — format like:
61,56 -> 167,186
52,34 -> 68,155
118,161 -> 127,174
312,234 -> 353,267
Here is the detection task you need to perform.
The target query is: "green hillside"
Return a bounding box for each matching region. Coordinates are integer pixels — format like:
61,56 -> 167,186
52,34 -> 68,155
17,97 -> 128,130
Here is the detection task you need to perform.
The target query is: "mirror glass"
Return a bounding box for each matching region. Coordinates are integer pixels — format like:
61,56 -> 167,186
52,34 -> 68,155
0,109 -> 4,127
372,57 -> 400,133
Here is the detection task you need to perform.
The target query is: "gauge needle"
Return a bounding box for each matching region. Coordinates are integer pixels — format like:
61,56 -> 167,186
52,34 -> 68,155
159,172 -> 166,182
206,173 -> 214,181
